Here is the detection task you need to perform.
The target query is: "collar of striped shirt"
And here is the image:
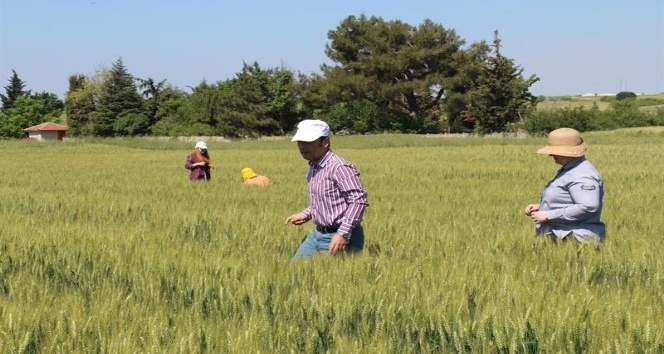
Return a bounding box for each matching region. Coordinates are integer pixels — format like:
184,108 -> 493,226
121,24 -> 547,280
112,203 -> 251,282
308,149 -> 332,168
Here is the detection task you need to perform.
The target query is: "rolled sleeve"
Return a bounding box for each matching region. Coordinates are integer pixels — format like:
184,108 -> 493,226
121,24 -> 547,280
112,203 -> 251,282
299,207 -> 313,221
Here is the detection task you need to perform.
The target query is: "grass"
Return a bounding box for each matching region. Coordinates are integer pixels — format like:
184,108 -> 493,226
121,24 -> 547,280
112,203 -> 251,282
1,128 -> 663,353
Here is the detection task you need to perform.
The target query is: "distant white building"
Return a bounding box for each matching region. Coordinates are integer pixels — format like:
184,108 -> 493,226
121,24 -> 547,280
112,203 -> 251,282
580,93 -> 615,97
24,122 -> 68,141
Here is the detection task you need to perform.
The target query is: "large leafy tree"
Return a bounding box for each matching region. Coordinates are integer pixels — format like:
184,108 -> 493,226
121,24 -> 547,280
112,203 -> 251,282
176,62 -> 303,138
65,74 -> 96,136
217,62 -> 301,137
442,41 -> 491,133
0,93 -> 63,138
466,31 -> 539,133
321,15 -> 465,132
1,69 -> 31,110
136,77 -> 168,128
31,92 -> 64,116
148,86 -> 190,136
177,80 -> 222,135
262,66 -> 303,134
216,63 -> 273,137
298,73 -> 386,133
90,58 -> 145,136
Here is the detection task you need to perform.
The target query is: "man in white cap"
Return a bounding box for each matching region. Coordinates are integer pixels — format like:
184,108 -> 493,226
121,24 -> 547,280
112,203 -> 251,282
285,119 -> 369,259
524,127 -> 606,242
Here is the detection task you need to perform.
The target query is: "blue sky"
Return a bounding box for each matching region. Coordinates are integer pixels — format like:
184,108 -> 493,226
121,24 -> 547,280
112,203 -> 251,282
1,0 -> 662,98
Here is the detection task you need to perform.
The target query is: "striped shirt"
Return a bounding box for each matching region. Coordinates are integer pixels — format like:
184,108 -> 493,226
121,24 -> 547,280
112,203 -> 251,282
299,150 -> 368,235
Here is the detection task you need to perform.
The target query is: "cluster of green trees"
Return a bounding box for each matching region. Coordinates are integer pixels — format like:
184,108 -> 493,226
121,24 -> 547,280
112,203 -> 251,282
5,15 -> 663,140
5,16 -> 662,139
0,70 -> 64,138
1,16 -> 545,138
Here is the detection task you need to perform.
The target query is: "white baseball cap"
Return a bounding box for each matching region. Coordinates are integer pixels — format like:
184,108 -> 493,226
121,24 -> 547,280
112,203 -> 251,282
291,119 -> 330,142
195,141 -> 208,150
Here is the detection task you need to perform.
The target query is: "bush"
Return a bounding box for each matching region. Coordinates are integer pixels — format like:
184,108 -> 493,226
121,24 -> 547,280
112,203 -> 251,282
525,101 -> 664,133
652,108 -> 664,126
586,112 -> 619,131
608,100 -> 647,128
114,112 -> 149,136
150,120 -> 216,137
523,107 -> 596,133
635,97 -> 664,107
615,91 -> 637,101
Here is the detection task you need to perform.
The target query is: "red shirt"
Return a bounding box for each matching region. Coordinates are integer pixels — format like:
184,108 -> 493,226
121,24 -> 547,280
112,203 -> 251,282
184,153 -> 211,181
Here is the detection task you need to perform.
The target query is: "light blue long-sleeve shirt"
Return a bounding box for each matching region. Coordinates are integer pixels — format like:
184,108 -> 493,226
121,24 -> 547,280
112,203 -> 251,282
537,156 -> 606,241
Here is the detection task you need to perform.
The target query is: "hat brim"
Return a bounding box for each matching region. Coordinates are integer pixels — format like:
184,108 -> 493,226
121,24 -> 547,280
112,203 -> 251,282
291,132 -> 326,142
536,143 -> 586,157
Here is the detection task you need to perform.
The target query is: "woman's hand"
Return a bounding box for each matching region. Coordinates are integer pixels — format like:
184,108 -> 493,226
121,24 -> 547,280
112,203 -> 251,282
524,204 -> 539,216
530,210 -> 548,224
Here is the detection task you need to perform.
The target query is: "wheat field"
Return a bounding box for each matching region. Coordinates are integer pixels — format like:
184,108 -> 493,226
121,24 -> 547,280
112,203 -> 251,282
1,127 -> 663,353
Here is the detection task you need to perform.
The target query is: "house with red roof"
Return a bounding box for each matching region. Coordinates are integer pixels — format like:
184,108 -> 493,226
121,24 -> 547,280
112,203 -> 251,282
24,122 -> 69,141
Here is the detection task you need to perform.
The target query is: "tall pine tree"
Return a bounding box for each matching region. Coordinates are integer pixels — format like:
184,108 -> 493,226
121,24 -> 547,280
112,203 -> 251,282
1,69 -> 31,110
90,58 -> 145,136
467,31 -> 539,133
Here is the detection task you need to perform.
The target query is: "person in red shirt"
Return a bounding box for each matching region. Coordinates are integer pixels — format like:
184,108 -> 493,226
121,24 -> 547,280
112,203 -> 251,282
184,141 -> 213,181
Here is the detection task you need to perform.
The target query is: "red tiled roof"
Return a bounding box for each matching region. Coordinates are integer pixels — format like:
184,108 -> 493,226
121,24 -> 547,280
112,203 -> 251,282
24,122 -> 69,132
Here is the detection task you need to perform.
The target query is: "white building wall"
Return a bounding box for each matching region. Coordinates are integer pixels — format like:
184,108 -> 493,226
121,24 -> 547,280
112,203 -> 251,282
28,132 -> 43,141
28,131 -> 60,141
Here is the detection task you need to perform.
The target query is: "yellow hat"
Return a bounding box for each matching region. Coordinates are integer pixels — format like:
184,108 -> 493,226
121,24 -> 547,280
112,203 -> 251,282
536,128 -> 587,157
241,167 -> 258,181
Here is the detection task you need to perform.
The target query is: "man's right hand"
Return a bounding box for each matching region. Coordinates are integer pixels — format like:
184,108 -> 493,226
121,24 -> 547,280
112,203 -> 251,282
285,213 -> 308,225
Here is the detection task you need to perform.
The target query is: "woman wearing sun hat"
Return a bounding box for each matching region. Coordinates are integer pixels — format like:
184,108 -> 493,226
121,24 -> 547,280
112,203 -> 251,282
524,128 -> 606,242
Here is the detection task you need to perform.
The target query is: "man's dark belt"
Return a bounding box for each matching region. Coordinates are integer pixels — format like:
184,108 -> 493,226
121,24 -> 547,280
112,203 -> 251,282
316,224 -> 339,233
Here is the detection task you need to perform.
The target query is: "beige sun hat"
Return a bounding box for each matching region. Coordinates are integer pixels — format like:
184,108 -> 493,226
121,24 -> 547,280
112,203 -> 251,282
536,128 -> 587,157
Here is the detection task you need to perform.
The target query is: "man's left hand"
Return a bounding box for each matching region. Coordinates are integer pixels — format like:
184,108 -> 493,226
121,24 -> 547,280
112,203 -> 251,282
329,234 -> 348,255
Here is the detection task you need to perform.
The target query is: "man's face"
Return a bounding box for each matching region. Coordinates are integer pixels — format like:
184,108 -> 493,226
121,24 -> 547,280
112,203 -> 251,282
297,137 -> 329,162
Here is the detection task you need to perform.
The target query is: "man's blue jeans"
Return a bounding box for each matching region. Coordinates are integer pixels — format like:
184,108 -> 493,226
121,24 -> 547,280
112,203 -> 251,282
291,225 -> 364,260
